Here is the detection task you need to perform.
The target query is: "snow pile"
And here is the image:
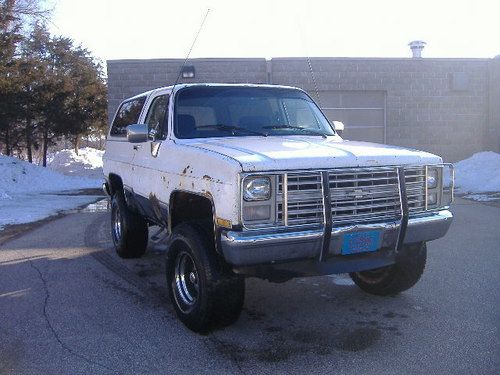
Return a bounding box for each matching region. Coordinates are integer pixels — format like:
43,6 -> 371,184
1,155 -> 100,195
47,147 -> 104,179
454,151 -> 500,201
0,155 -> 102,229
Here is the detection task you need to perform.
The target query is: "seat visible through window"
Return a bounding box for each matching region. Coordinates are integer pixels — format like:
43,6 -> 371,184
177,114 -> 197,138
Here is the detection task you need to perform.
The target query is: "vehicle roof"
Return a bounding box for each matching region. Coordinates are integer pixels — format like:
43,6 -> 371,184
125,83 -> 304,101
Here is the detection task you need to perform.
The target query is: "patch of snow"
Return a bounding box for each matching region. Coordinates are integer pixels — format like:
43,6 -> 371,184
328,274 -> 355,286
1,155 -> 100,195
463,193 -> 500,202
0,154 -> 102,230
0,194 -> 100,229
47,147 -> 104,179
0,190 -> 12,200
454,152 -> 500,194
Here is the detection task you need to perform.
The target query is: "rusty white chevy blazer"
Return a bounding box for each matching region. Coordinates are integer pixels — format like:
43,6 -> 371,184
103,83 -> 454,332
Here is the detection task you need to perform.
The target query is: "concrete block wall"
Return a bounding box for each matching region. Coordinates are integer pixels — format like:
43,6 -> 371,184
488,58 -> 500,152
107,57 -> 498,162
271,58 -> 491,162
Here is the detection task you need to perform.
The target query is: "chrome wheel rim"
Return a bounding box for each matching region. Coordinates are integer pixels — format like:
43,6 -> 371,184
173,251 -> 199,311
112,205 -> 122,242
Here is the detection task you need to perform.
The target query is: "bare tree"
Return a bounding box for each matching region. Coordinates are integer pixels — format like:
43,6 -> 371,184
1,0 -> 51,32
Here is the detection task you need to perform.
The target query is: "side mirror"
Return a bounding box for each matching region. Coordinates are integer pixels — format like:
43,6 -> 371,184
333,121 -> 344,136
126,124 -> 148,143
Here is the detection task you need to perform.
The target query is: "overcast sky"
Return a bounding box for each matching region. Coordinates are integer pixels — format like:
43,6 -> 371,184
48,0 -> 499,63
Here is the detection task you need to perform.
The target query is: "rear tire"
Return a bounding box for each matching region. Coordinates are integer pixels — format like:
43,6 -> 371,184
349,243 -> 427,295
111,192 -> 148,258
166,223 -> 245,333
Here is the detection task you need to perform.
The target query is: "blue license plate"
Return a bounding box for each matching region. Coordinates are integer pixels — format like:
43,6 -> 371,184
341,231 -> 381,255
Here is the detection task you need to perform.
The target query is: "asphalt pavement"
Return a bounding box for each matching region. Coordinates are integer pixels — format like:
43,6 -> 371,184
0,198 -> 498,374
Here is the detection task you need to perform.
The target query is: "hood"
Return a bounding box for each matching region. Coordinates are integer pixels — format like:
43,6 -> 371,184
177,136 -> 442,172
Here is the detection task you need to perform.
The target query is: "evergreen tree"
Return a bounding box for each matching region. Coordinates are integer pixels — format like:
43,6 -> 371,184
0,2 -> 108,164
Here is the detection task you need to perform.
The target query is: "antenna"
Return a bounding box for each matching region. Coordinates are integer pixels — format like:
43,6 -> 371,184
296,15 -> 322,107
172,8 -> 211,89
306,56 -> 322,107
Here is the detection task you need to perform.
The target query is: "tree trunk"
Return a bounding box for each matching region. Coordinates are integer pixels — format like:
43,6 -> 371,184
26,118 -> 33,163
4,128 -> 11,156
42,127 -> 49,167
74,136 -> 80,155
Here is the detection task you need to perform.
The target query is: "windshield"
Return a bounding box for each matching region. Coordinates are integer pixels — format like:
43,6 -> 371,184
174,86 -> 335,139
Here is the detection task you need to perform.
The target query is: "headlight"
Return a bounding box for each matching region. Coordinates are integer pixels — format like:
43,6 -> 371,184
425,166 -> 444,209
243,176 -> 271,201
427,168 -> 438,189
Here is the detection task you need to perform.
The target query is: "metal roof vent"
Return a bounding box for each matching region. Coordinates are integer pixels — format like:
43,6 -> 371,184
408,40 -> 426,58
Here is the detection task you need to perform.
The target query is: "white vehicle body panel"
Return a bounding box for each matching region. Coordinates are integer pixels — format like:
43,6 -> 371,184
176,136 -> 442,172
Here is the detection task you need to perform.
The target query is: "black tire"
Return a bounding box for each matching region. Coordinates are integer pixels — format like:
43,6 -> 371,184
110,192 -> 148,258
166,223 -> 245,333
349,243 -> 427,296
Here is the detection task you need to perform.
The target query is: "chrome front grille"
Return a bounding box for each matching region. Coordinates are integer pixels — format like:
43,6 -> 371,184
275,166 -> 427,228
329,167 -> 401,225
277,173 -> 324,226
404,167 -> 426,213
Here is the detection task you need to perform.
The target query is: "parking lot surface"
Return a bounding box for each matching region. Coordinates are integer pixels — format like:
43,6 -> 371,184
0,198 -> 498,374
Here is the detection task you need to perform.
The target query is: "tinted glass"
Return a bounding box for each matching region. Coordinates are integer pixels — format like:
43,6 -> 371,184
110,96 -> 147,136
174,87 -> 334,139
145,94 -> 169,139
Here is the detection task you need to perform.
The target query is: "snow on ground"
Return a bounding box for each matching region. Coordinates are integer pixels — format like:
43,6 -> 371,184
454,151 -> 500,201
47,147 -> 104,179
0,154 -> 102,229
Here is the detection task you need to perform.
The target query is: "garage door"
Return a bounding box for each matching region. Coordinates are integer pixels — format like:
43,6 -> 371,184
313,91 -> 386,143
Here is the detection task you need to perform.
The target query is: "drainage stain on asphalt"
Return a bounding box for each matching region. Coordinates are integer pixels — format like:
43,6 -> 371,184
264,326 -> 283,333
244,307 -> 267,322
383,311 -> 409,319
211,326 -> 384,365
136,268 -> 162,277
332,328 -> 382,351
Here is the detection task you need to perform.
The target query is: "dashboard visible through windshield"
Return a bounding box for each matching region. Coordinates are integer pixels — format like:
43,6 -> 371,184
174,86 -> 335,139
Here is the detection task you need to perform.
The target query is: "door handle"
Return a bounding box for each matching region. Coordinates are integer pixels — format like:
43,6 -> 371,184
133,145 -> 142,150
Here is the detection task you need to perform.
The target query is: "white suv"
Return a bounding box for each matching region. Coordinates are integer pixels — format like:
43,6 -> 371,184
103,83 -> 454,332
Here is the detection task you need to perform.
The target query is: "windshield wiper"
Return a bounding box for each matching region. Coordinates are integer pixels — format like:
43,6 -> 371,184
196,124 -> 268,137
263,125 -> 327,139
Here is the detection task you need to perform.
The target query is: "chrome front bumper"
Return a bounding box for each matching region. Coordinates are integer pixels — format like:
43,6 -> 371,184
220,210 -> 453,270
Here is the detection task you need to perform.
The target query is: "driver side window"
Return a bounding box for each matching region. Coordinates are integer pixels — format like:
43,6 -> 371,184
145,94 -> 170,139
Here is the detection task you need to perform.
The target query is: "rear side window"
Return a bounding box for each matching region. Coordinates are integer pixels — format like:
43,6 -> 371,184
110,96 -> 147,136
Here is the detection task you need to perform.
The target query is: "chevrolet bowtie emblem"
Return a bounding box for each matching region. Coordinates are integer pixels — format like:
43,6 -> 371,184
350,189 -> 364,198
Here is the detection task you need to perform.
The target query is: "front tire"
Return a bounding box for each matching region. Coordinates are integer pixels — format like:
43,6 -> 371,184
166,223 -> 245,333
349,243 -> 427,295
111,192 -> 148,258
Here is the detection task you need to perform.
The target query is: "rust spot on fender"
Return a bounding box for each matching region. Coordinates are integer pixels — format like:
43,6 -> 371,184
203,175 -> 213,181
182,165 -> 191,175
